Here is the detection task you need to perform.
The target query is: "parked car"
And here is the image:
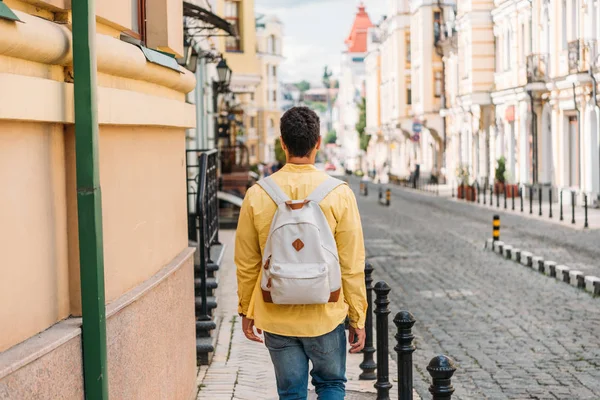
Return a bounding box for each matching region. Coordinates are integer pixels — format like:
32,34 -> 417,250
325,162 -> 336,171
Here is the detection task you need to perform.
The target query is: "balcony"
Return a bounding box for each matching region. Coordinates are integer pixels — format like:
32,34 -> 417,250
526,53 -> 549,83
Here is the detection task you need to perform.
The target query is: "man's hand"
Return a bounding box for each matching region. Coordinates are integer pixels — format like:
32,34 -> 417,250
242,316 -> 263,343
348,326 -> 366,353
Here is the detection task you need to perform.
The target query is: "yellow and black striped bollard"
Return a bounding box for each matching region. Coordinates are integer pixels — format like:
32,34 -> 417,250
492,215 -> 500,242
386,189 -> 391,206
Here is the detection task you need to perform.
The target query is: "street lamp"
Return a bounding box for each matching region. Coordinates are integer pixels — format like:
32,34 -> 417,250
179,39 -> 199,73
216,59 -> 232,90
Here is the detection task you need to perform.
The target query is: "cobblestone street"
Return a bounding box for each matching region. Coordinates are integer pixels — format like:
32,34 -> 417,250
355,180 -> 600,399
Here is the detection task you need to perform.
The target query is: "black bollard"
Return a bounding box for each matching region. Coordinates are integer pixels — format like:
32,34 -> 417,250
477,183 -> 481,204
374,282 -> 392,400
365,183 -> 369,196
504,186 -> 507,209
496,186 -> 500,207
451,182 -> 455,198
585,194 -> 589,228
539,187 -> 543,216
483,184 -> 487,205
512,186 -> 515,210
379,187 -> 383,202
520,186 -> 524,212
427,355 -> 457,400
490,186 -> 493,207
571,191 -> 576,224
359,263 -> 377,380
529,186 -> 533,214
549,188 -> 553,219
394,311 -> 416,400
560,190 -> 564,221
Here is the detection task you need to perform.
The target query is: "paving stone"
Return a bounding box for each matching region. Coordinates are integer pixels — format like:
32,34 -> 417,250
354,181 -> 600,399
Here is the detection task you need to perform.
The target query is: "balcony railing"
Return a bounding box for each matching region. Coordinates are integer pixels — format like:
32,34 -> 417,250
526,53 -> 549,83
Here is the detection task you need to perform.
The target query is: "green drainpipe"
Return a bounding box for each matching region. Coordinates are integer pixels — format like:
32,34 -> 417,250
72,0 -> 109,398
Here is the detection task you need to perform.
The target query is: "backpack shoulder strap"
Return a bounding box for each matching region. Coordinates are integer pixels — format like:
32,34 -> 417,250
257,176 -> 290,205
306,176 -> 346,203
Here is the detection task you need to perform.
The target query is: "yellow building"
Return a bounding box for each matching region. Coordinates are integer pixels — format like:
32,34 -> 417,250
0,0 -> 197,398
255,14 -> 284,165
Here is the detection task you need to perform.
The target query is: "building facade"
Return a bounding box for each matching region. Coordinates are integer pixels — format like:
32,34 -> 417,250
256,14 -> 284,165
0,0 -> 198,397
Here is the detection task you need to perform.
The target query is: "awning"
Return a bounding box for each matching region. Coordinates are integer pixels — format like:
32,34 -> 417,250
183,1 -> 236,37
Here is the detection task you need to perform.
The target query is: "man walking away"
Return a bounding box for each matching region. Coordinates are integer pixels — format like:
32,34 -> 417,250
235,107 -> 367,400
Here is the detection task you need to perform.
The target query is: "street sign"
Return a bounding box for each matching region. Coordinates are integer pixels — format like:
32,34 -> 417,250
412,120 -> 423,134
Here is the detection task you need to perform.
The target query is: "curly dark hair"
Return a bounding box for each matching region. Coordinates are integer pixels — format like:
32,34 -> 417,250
280,106 -> 320,157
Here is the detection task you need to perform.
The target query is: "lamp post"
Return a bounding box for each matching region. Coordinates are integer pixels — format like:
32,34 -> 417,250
213,58 -> 232,146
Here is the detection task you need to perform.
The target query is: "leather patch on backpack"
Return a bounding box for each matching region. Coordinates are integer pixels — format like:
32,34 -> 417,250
292,239 -> 304,252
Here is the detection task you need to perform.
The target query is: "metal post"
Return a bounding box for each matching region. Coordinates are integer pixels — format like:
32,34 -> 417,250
496,186 -> 500,207
504,186 -> 507,209
538,186 -> 543,216
477,182 -> 481,203
560,190 -> 564,221
490,186 -> 494,207
585,194 -> 589,228
529,185 -> 533,214
427,355 -> 457,400
520,185 -> 524,212
72,0 -> 109,397
365,182 -> 368,196
549,188 -> 553,219
493,215 -> 500,242
394,311 -> 416,400
374,282 -> 392,400
359,263 -> 377,380
571,191 -> 576,224
483,183 -> 487,205
452,181 -> 454,198
511,185 -> 515,210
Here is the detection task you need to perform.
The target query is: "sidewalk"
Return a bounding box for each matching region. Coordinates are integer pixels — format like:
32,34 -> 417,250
195,230 -> 420,400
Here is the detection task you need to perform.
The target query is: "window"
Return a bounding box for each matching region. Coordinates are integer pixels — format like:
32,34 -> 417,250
562,0 -> 568,49
225,0 -> 242,52
434,11 -> 441,43
434,71 -> 442,97
520,23 -> 525,65
250,145 -> 256,157
268,35 -> 277,54
272,65 -> 277,79
406,34 -> 411,64
130,0 -> 146,42
571,0 -> 578,41
407,81 -> 412,105
504,29 -> 511,71
250,116 -> 256,128
272,90 -> 277,103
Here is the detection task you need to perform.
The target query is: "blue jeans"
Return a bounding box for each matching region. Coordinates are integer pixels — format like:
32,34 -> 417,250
265,324 -> 347,400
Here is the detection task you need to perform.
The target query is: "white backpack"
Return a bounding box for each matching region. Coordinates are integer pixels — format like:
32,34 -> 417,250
257,176 -> 345,305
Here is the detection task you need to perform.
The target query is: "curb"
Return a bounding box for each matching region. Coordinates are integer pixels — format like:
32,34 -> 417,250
484,239 -> 600,296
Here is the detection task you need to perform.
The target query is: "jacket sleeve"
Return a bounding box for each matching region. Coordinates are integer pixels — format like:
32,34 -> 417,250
234,187 -> 262,316
334,185 -> 367,329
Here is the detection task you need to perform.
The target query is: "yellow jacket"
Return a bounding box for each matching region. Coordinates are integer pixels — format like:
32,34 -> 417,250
235,163 -> 367,337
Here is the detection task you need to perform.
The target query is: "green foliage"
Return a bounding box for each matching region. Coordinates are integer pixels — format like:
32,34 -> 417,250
324,130 -> 337,144
294,80 -> 310,92
274,138 -> 286,165
495,156 -> 506,183
305,101 -> 327,113
355,97 -> 370,151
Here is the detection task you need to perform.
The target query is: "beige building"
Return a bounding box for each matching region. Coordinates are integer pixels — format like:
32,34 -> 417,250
409,1 -> 456,179
0,0 -> 198,398
443,0 -> 495,186
255,14 -> 284,165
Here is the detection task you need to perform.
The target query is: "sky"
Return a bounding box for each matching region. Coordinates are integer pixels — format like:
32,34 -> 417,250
255,0 -> 387,84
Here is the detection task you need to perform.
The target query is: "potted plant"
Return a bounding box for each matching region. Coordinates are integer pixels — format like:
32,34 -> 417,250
455,164 -> 472,200
494,157 -> 507,194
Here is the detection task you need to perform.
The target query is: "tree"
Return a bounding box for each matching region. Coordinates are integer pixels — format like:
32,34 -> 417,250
274,138 -> 286,165
294,80 -> 310,93
356,97 -> 370,152
324,130 -> 337,144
